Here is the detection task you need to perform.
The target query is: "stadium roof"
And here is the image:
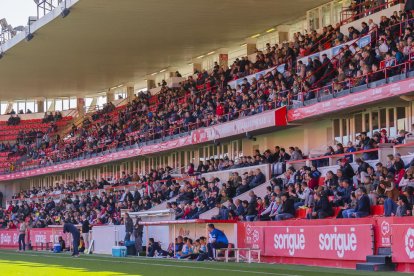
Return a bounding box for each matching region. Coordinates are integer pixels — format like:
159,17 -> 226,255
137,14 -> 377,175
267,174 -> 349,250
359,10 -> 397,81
0,0 -> 330,100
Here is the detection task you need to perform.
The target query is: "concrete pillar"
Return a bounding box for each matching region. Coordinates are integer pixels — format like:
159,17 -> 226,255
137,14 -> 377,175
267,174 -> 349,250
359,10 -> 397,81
77,98 -> 85,117
126,86 -> 135,102
278,32 -> 289,44
246,43 -> 257,55
106,90 -> 115,103
146,79 -> 156,90
192,63 -> 202,74
37,100 -> 45,113
217,48 -> 229,70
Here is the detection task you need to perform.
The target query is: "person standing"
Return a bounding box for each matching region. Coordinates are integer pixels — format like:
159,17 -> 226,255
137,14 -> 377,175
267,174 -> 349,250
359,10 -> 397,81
81,215 -> 90,252
18,219 -> 27,252
133,217 -> 143,255
124,213 -> 133,242
63,220 -> 80,257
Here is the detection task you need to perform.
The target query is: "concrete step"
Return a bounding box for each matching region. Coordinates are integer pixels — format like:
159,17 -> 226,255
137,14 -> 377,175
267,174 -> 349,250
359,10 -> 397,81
366,255 -> 392,264
356,262 -> 396,272
377,247 -> 392,255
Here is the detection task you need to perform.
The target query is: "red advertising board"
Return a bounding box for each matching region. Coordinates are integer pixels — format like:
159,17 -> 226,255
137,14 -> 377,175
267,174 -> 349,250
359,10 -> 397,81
0,229 -> 19,248
191,109 -> 283,144
391,224 -> 414,263
240,224 -> 374,261
30,228 -> 68,246
287,78 -> 414,121
0,228 -> 68,249
374,217 -> 392,248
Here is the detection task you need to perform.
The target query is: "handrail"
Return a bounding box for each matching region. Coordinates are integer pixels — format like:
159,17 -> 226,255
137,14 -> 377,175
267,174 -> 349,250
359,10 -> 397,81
303,27 -> 378,89
287,148 -> 380,165
10,176 -> 195,203
296,56 -> 411,105
340,0 -> 402,25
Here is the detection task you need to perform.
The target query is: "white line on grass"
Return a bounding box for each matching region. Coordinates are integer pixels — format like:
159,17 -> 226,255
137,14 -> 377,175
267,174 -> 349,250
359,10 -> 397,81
0,251 -> 301,276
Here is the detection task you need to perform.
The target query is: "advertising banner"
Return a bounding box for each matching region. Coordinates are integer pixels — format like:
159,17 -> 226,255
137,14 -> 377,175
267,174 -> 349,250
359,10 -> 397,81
238,223 -> 374,261
0,229 -> 19,248
287,79 -> 414,121
391,224 -> 414,262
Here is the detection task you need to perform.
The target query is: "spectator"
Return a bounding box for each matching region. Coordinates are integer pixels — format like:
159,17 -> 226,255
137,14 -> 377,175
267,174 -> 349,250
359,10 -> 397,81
275,193 -> 295,221
307,191 -> 333,219
348,188 -> 370,218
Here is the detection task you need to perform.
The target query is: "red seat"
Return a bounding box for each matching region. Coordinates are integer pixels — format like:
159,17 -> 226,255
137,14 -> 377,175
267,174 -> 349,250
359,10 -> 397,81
295,208 -> 308,219
370,205 -> 384,216
318,177 -> 325,186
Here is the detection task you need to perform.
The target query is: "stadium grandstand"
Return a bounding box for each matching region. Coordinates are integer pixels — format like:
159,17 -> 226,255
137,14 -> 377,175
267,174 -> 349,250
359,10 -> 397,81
1,0 -> 414,274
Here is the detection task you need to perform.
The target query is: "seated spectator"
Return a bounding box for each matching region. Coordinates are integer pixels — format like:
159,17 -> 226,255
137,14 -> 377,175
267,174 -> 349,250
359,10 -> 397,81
396,194 -> 412,217
275,193 -> 295,221
347,188 -> 371,218
378,179 -> 400,216
307,191 -> 333,219
147,238 -> 163,257
212,202 -> 229,220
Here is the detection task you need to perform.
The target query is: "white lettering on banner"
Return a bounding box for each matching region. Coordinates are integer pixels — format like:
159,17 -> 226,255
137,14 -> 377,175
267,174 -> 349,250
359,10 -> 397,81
318,226 -> 357,258
372,88 -> 382,96
13,234 -> 18,244
273,228 -> 305,256
409,82 -> 414,89
0,233 -> 11,244
405,228 -> 414,259
322,101 -> 331,108
390,84 -> 401,93
35,234 -> 46,243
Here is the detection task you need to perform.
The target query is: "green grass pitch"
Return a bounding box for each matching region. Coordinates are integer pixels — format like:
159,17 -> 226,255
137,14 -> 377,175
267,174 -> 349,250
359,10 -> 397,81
0,249 -> 407,276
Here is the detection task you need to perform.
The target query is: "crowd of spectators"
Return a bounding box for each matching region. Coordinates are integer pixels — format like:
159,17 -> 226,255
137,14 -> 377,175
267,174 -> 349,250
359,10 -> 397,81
1,125 -> 414,231
205,129 -> 414,222
1,155 -> 270,229
0,4 -> 412,174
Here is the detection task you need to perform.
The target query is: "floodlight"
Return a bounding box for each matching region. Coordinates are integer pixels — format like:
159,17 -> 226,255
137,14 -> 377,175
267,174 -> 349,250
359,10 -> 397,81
26,33 -> 34,41
61,8 -> 70,18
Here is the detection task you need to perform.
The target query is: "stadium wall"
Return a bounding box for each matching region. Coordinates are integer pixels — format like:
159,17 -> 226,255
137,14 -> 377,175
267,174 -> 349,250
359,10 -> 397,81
237,217 -> 414,273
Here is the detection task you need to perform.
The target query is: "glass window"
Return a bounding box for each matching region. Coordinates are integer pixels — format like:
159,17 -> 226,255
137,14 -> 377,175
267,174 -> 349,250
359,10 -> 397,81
342,119 -> 349,144
364,113 -> 370,136
45,99 -> 54,112
389,108 -> 396,137
333,119 -> 341,143
0,101 -> 7,114
55,99 -> 63,111
63,98 -> 69,110
97,96 -> 107,108
26,101 -> 35,113
322,5 -> 331,27
355,113 -> 362,134
397,107 -> 406,132
372,111 -> 379,134
380,109 -> 387,129
69,97 -> 77,109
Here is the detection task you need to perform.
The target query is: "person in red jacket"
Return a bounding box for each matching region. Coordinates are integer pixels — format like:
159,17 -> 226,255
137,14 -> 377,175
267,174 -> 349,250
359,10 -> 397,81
216,103 -> 224,116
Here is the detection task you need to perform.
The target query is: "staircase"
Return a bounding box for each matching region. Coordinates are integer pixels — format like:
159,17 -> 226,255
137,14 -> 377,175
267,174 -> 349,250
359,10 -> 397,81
356,247 -> 396,272
199,180 -> 271,219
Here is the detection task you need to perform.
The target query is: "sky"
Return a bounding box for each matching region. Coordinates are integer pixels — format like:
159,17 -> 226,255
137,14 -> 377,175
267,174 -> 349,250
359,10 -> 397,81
0,0 -> 37,27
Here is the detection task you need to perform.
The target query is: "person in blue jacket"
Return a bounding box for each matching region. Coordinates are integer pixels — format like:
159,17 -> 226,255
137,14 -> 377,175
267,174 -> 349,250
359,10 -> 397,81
207,223 -> 228,260
63,220 -> 80,257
